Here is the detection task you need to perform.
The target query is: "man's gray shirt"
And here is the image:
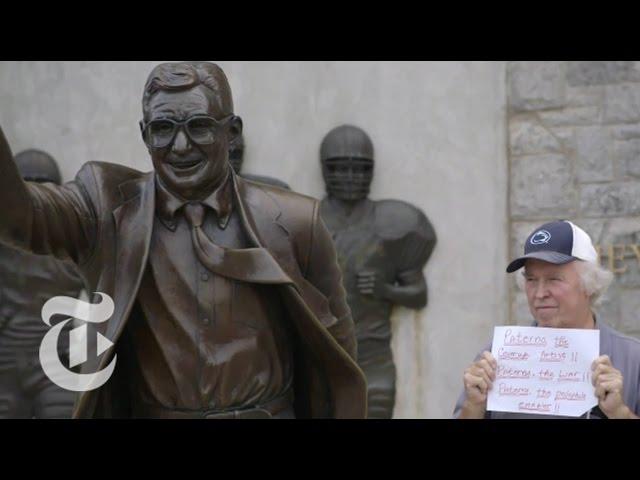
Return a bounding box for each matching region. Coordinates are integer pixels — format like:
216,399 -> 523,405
453,319 -> 640,419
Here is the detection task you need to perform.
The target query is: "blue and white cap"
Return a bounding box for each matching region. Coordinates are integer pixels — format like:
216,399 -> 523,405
506,220 -> 598,273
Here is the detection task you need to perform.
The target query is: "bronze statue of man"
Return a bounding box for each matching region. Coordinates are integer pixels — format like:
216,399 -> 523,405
228,133 -> 291,189
319,125 -> 436,418
0,149 -> 86,418
0,62 -> 366,418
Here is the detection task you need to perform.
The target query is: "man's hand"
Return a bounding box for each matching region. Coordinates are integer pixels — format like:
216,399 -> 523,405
356,271 -> 390,300
591,355 -> 637,419
459,351 -> 496,419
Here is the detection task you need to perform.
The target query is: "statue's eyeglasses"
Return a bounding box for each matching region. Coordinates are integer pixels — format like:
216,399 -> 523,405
140,115 -> 234,149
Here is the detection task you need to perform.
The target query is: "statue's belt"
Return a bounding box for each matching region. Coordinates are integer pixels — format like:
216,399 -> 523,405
136,390 -> 294,419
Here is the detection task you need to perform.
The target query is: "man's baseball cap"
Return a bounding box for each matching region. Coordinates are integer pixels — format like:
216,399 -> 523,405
506,220 -> 598,273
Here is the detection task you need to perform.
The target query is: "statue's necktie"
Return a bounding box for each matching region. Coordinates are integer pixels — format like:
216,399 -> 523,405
182,203 -> 293,285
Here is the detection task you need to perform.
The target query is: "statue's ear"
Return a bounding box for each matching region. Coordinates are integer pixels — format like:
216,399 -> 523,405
228,115 -> 243,143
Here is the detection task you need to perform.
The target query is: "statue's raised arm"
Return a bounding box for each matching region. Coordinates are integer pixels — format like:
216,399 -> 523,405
0,125 -> 96,264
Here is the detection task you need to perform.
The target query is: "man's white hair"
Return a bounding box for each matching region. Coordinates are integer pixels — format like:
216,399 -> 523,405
516,260 -> 614,306
574,260 -> 614,306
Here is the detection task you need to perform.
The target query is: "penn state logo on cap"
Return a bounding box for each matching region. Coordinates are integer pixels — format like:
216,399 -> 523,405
530,230 -> 551,245
506,220 -> 598,273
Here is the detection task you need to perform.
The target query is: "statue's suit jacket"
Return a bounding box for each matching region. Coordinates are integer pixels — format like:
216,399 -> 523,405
0,149 -> 367,418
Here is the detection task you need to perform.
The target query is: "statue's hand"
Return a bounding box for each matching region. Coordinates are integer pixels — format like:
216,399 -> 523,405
356,271 -> 389,300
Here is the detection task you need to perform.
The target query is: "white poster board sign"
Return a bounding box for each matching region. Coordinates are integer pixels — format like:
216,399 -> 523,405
487,326 -> 599,417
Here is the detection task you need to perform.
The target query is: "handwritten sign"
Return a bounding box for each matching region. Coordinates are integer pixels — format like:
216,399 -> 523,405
487,326 -> 599,417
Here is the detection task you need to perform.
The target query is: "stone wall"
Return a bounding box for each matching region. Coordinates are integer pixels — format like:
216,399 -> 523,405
508,61 -> 640,338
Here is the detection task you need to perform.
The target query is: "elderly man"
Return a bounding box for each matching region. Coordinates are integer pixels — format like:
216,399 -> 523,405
0,62 -> 366,418
455,220 -> 640,419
